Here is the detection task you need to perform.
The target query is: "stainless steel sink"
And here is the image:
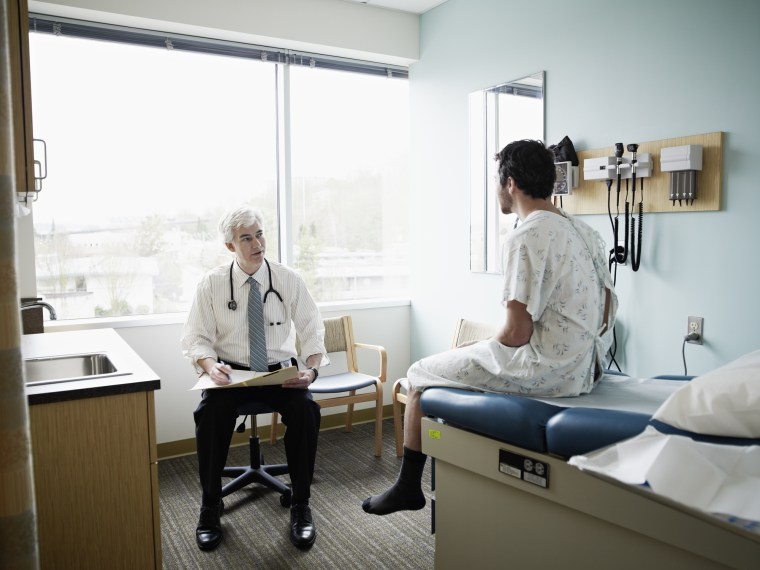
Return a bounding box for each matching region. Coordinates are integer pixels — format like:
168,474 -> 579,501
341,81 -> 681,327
24,353 -> 131,386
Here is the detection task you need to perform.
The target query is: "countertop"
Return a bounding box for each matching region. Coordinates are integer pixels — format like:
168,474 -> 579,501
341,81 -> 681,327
23,328 -> 161,405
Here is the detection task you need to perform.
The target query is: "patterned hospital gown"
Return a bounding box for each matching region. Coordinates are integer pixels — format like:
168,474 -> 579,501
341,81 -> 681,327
408,209 -> 618,397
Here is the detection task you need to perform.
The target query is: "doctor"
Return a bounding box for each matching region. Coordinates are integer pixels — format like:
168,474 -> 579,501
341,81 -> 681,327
363,139 -> 617,515
182,206 -> 326,551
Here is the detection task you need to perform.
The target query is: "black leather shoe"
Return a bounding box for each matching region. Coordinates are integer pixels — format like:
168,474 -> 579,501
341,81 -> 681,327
290,503 -> 316,549
196,502 -> 223,551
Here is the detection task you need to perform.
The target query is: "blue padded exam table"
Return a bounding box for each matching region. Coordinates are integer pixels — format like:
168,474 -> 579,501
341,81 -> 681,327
419,375 -> 760,570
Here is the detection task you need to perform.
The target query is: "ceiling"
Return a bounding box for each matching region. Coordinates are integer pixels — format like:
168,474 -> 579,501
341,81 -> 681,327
342,0 -> 448,14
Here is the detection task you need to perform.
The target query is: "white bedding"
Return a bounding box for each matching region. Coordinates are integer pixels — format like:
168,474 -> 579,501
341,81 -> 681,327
570,426 -> 760,524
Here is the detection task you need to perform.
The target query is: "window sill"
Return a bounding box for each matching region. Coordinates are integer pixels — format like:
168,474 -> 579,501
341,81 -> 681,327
40,297 -> 411,332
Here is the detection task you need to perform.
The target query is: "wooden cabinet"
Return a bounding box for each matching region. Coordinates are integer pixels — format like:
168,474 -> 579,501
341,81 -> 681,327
7,0 -> 36,200
29,390 -> 161,569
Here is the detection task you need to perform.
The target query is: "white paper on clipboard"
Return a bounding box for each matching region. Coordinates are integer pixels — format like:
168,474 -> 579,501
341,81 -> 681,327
190,366 -> 298,391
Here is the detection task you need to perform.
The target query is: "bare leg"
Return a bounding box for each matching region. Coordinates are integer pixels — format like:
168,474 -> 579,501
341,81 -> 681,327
403,387 -> 423,451
362,387 -> 426,515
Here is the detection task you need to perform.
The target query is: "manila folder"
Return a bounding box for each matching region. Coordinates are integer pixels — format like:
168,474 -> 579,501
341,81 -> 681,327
190,366 -> 298,391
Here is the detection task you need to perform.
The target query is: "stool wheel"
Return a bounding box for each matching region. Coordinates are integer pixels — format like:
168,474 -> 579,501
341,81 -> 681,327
280,492 -> 291,507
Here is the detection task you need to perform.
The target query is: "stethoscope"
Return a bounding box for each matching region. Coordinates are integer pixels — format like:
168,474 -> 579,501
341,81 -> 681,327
227,259 -> 285,325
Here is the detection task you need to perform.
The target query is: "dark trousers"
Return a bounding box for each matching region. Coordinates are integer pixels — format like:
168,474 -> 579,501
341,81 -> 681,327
193,385 -> 321,507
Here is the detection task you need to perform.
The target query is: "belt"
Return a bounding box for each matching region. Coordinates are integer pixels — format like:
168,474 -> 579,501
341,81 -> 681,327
226,357 -> 297,372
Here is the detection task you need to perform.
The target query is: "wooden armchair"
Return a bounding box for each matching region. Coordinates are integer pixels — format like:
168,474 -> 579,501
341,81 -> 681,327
270,315 -> 387,456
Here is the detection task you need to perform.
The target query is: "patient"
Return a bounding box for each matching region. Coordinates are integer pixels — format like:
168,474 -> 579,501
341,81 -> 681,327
363,139 -> 618,515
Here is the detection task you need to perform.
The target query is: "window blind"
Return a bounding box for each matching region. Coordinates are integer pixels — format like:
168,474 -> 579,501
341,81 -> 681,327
29,14 -> 408,79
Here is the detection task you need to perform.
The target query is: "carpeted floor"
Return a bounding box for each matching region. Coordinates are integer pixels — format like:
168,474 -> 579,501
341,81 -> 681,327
159,419 -> 435,569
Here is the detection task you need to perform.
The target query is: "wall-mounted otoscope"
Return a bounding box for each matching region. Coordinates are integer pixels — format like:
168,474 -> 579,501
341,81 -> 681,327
582,144 -> 652,273
613,143 -> 628,265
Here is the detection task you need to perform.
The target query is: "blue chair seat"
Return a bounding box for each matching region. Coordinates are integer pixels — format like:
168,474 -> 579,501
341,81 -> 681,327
309,371 -> 379,394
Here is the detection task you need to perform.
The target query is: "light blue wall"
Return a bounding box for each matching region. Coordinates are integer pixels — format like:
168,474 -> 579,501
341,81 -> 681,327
409,0 -> 760,377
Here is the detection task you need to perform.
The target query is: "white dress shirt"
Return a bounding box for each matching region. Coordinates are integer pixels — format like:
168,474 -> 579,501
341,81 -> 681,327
182,258 -> 326,374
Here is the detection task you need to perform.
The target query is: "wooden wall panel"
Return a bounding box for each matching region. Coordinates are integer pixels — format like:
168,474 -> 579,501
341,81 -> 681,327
562,132 -> 723,215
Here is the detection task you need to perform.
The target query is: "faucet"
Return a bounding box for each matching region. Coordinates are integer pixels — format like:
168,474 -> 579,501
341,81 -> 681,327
21,299 -> 57,320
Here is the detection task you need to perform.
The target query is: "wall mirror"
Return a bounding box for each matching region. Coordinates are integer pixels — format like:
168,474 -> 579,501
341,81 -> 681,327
469,71 -> 544,273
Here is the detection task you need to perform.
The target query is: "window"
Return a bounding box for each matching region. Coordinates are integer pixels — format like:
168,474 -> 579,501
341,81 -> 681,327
290,65 -> 409,301
26,17 -> 409,319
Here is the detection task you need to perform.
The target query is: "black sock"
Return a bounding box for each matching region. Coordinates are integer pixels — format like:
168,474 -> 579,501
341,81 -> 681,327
362,447 -> 427,515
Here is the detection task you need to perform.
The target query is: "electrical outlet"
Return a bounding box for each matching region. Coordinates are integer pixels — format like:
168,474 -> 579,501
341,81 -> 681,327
687,316 -> 704,344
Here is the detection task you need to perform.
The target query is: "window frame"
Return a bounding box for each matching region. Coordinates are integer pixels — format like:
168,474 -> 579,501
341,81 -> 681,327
23,13 -> 410,320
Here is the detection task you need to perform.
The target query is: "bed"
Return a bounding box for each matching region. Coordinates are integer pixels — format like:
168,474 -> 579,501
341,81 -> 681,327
419,350 -> 760,570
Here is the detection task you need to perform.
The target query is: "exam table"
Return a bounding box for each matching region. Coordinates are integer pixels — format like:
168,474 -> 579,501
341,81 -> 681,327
419,370 -> 760,570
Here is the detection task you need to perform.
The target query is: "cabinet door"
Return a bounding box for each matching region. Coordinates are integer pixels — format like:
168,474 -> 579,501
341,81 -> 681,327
30,391 -> 159,569
7,0 -> 36,198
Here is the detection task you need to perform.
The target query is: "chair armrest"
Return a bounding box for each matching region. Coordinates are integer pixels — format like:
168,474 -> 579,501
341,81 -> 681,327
354,342 -> 387,382
392,377 -> 408,404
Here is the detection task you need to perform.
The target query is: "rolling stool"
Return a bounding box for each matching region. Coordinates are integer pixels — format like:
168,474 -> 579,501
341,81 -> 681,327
221,401 -> 291,507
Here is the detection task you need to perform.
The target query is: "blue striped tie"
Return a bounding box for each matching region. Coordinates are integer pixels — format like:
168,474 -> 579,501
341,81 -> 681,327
247,277 -> 269,372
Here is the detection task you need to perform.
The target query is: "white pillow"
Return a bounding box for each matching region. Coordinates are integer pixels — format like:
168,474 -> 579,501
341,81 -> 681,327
651,349 -> 760,438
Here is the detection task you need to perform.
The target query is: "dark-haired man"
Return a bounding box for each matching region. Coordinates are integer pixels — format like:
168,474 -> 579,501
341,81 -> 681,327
363,139 -> 617,515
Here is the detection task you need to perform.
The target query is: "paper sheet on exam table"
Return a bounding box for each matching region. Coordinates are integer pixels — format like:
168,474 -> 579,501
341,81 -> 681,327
569,426 -> 760,521
535,375 -> 685,415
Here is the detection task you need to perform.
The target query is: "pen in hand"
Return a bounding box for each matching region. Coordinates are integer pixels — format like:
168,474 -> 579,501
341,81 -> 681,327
217,360 -> 232,384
